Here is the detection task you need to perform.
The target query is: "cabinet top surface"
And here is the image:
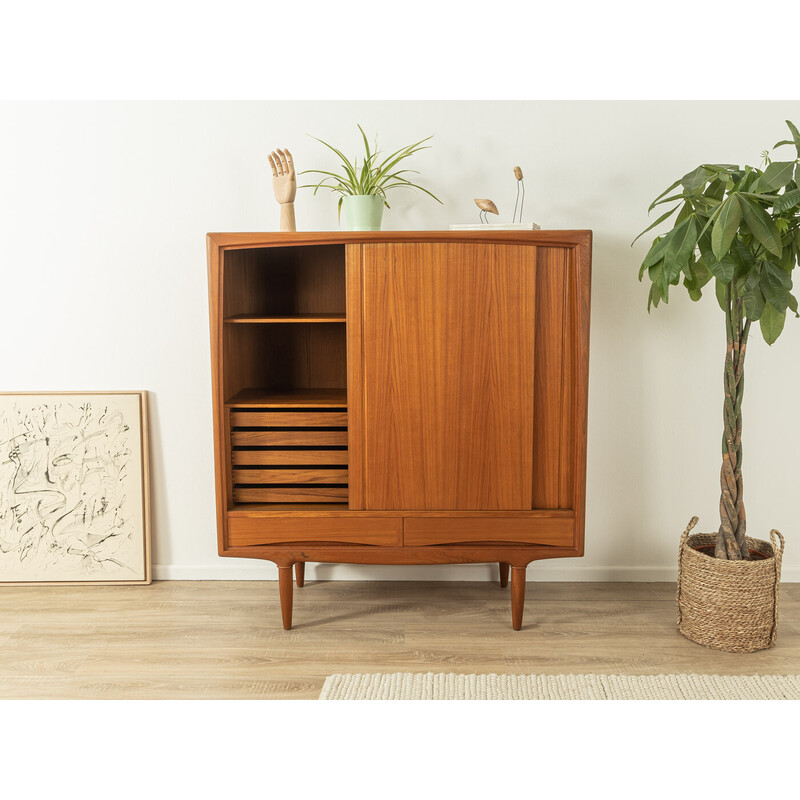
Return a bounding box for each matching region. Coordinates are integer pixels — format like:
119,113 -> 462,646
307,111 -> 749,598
207,230 -> 592,249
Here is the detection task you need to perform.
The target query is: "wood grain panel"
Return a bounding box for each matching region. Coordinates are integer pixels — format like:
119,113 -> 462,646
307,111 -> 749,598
232,487 -> 348,503
362,243 -> 536,510
232,450 -> 348,466
403,516 -> 574,546
233,469 -> 348,484
231,430 -> 348,447
226,388 -> 347,408
227,516 -> 401,546
209,231 -> 594,248
345,244 -> 365,510
559,247 -> 577,509
532,247 -> 567,508
224,314 -> 346,323
230,411 -> 347,427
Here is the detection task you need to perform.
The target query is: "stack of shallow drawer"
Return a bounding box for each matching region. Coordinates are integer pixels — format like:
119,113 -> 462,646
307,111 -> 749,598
230,408 -> 348,503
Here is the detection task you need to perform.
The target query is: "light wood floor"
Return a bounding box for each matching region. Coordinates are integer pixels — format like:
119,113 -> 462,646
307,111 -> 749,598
0,579 -> 797,699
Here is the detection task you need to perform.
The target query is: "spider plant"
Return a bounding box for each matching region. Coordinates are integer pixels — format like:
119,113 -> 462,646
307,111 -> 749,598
299,124 -> 443,219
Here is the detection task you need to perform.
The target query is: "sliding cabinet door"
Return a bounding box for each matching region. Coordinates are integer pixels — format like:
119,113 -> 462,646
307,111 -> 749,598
360,242 -> 536,510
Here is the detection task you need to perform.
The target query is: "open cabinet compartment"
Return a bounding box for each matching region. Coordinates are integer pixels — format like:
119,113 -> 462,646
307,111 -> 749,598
222,244 -> 346,319
221,244 -> 349,506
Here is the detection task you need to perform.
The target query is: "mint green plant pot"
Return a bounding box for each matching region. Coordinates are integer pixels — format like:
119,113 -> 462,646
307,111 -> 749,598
341,195 -> 384,231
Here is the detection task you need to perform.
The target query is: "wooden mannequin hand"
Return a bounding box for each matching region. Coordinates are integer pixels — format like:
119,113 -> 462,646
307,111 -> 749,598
268,148 -> 297,232
269,148 -> 296,205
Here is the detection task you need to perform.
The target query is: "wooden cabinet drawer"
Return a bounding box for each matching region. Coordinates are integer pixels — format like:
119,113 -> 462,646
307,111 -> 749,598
231,430 -> 348,447
228,516 -> 401,546
232,487 -> 348,503
230,406 -> 349,504
230,410 -> 347,427
403,516 -> 574,546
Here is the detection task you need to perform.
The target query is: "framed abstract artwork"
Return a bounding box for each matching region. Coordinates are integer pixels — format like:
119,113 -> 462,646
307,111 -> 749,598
0,391 -> 151,585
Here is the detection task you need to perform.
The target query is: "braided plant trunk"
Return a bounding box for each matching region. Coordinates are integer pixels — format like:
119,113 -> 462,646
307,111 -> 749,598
715,278 -> 752,560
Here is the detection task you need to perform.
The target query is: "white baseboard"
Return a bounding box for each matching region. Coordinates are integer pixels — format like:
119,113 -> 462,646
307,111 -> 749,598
151,562 -> 800,582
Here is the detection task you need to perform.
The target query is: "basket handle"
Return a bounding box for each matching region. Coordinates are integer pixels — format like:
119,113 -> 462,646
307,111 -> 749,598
677,516 -> 700,628
680,516 -> 699,547
769,530 -> 785,647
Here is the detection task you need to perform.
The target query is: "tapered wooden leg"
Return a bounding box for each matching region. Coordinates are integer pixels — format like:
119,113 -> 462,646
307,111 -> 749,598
510,566 -> 527,630
278,566 -> 294,630
499,562 -> 509,588
295,562 -> 305,588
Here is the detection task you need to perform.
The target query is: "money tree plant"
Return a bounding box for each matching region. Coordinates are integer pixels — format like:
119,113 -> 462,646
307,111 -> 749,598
634,121 -> 800,560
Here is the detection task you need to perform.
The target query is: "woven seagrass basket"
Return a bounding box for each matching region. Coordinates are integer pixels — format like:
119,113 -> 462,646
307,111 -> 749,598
677,517 -> 785,653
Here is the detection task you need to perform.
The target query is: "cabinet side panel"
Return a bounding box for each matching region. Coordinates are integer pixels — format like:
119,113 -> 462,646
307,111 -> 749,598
532,246 -> 567,508
362,242 -> 536,510
559,247 -> 577,509
346,244 -> 365,509
207,239 -> 228,553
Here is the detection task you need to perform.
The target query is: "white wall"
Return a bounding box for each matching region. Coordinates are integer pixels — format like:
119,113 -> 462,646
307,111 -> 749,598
1,100 -> 798,582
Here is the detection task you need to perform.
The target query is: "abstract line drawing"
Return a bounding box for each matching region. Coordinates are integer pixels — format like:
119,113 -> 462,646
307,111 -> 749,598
0,392 -> 150,584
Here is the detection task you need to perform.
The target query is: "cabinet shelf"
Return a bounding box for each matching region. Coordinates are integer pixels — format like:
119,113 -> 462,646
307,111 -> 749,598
224,314 -> 346,324
226,388 -> 348,408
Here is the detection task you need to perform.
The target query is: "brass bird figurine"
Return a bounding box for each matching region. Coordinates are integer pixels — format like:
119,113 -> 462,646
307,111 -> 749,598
474,198 -> 499,224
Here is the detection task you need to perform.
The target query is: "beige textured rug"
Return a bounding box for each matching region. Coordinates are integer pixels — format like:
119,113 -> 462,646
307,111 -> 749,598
319,672 -> 800,700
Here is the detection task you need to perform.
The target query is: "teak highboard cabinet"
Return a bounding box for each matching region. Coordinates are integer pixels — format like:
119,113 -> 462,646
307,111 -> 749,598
208,231 -> 591,629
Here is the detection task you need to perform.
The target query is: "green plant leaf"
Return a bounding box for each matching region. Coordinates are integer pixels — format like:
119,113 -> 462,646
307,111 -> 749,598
641,235 -> 670,273
774,188 -> 800,214
683,268 -> 701,300
694,194 -> 723,213
761,265 -> 791,312
756,161 -> 796,192
715,278 -> 728,311
648,260 -> 663,283
650,192 -> 688,209
742,285 -> 766,320
773,120 -> 800,158
676,202 -> 694,223
693,257 -> 712,288
681,166 -> 709,195
664,217 -> 698,274
703,178 -> 727,202
738,263 -> 761,296
647,281 -> 663,311
765,259 -> 792,289
696,198 -> 726,241
357,124 -> 372,161
631,206 -> 681,246
739,195 -> 782,256
371,137 -> 434,187
711,195 -> 742,260
734,238 -> 757,272
702,163 -> 739,172
699,231 -> 736,282
306,135 -> 360,188
648,179 -> 682,212
760,302 -> 786,344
